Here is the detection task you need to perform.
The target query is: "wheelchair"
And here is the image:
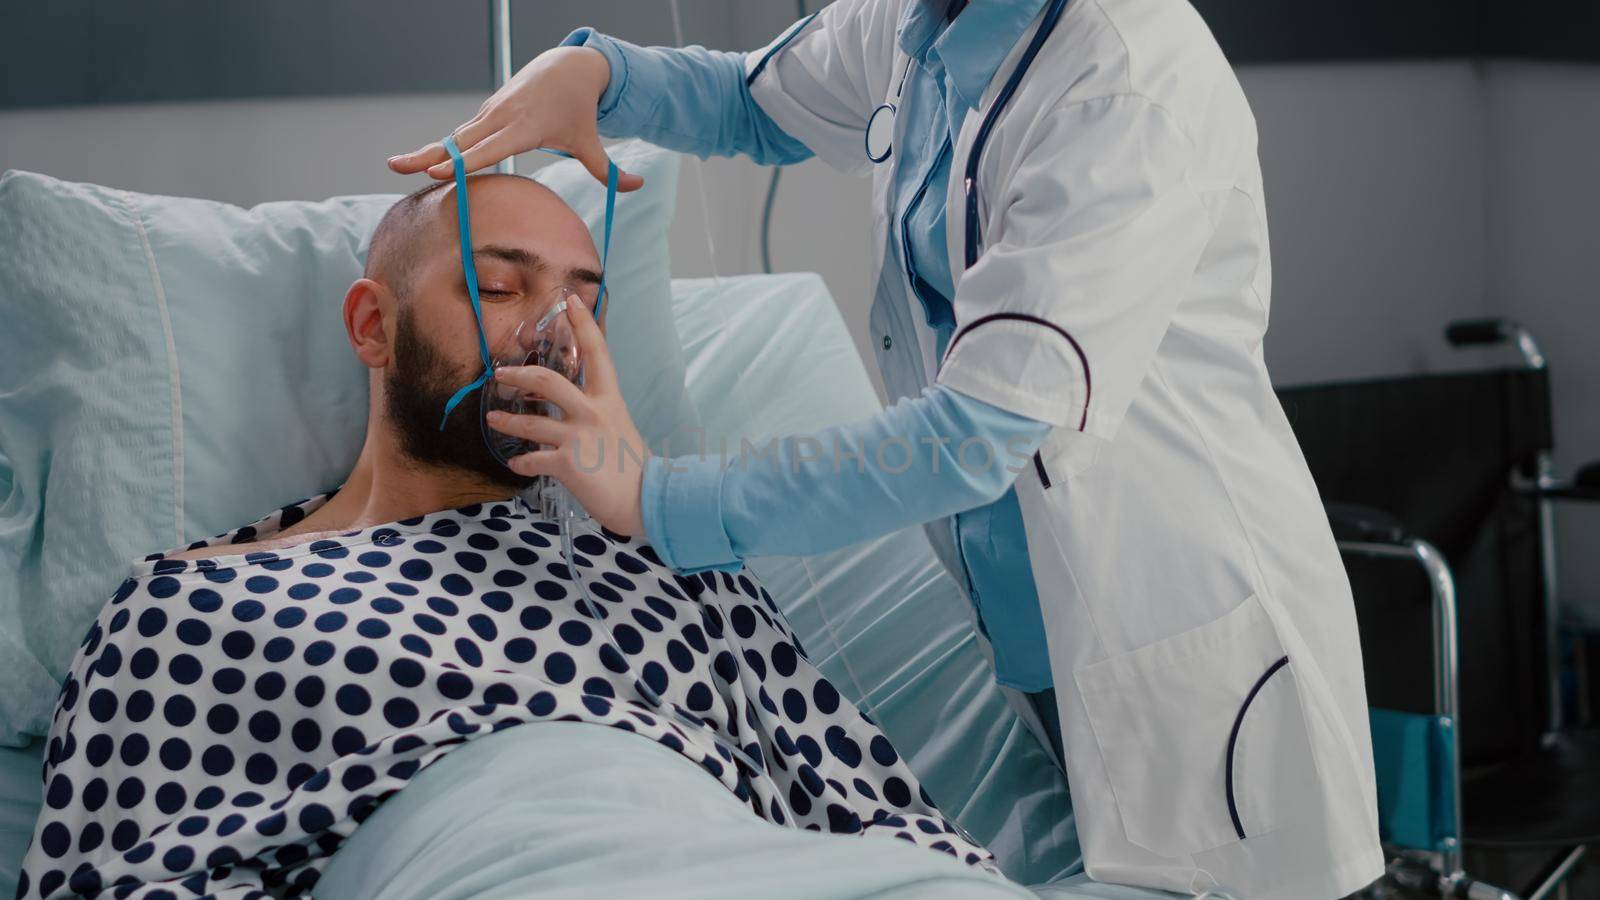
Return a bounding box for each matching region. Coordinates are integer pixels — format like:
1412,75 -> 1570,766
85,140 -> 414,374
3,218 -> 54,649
1277,319 -> 1600,899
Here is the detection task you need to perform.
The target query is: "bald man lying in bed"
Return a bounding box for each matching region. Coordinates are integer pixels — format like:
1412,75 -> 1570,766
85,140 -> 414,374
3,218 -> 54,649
18,176 -> 1013,899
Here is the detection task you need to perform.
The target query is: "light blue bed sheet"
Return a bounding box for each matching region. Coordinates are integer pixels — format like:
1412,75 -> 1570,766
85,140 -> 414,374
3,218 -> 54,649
0,741 -> 42,899
318,722 -> 1034,900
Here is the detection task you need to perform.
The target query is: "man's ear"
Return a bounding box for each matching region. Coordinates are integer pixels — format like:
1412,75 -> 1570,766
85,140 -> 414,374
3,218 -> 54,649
345,278 -> 395,368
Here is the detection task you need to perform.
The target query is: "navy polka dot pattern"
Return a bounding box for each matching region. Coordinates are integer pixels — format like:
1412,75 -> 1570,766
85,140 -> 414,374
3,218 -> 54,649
19,493 -> 995,898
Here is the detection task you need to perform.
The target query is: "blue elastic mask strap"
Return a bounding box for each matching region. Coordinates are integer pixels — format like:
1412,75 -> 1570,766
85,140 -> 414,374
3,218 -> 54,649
595,159 -> 617,320
437,135 -> 494,430
434,140 -> 617,430
535,149 -> 617,321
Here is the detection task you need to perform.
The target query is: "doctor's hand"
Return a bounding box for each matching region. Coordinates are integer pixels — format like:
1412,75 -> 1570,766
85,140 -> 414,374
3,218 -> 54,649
387,46 -> 645,191
484,300 -> 649,537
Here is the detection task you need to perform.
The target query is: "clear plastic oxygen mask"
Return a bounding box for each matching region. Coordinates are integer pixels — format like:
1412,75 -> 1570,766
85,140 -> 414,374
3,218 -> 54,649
480,285 -> 591,519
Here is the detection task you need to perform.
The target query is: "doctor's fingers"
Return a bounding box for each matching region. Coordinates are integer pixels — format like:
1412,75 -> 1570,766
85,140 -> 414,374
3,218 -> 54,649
564,298 -> 618,395
387,139 -> 449,175
561,131 -> 645,193
492,365 -> 593,419
424,128 -> 525,179
388,102 -> 504,175
484,409 -> 574,447
504,449 -> 565,479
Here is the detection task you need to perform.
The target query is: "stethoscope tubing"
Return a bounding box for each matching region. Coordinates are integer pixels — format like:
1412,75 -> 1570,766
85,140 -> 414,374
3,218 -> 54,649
861,0 -> 1072,269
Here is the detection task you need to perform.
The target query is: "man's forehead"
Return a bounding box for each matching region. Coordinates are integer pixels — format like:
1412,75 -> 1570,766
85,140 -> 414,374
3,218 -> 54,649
429,174 -> 599,265
472,244 -> 603,286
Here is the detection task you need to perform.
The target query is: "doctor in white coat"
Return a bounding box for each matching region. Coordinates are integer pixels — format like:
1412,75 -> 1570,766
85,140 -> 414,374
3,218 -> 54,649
391,0 -> 1383,895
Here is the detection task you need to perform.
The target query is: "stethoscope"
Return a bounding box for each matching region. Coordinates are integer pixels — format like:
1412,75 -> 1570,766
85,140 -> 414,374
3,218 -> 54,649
863,0 -> 1072,268
864,0 -> 1089,477
863,58 -> 912,165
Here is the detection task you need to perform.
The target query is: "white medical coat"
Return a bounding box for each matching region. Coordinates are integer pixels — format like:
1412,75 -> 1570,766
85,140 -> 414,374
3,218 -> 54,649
745,0 -> 1384,896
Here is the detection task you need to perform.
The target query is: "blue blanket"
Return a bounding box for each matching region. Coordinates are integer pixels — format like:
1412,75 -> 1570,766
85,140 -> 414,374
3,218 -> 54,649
315,722 -> 1032,899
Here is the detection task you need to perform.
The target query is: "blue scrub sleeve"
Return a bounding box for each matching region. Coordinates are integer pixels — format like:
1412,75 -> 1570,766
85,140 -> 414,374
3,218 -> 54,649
560,28 -> 812,166
640,385 -> 1051,573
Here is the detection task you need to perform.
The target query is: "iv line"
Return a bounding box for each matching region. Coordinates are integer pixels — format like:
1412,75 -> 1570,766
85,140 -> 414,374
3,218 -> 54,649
760,0 -> 810,274
669,0 -> 724,284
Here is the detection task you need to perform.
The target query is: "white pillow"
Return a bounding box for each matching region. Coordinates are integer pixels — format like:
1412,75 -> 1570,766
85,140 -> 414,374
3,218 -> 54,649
0,141 -> 698,743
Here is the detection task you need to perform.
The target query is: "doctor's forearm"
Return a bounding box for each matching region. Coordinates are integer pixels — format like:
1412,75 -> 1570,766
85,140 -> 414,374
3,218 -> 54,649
560,29 -> 812,166
640,386 -> 1050,573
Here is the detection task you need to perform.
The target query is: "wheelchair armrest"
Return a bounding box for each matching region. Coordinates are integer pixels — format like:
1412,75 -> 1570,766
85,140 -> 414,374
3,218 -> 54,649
1544,460 -> 1600,502
1444,318 -> 1510,347
1444,317 -> 1546,369
1326,502 -> 1409,545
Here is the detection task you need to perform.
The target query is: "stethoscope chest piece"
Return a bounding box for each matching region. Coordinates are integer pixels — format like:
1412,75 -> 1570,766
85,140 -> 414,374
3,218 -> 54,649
865,102 -> 896,164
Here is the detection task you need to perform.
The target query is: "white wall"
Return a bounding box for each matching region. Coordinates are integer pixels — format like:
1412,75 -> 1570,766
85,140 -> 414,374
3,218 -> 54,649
1483,60 -> 1600,605
0,92 -> 483,205
1242,62 -> 1502,384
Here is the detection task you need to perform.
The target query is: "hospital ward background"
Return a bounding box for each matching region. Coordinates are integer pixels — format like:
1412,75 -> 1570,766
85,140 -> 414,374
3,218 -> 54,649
2,0 -> 1600,897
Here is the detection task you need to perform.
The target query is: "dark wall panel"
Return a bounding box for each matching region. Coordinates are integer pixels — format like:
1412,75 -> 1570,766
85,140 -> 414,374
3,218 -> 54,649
1189,0 -> 1481,63
82,2 -> 488,104
1189,0 -> 1600,64
0,0 -> 734,110
1481,0 -> 1600,61
0,1 -> 95,108
0,0 -> 487,108
1,0 -> 1597,110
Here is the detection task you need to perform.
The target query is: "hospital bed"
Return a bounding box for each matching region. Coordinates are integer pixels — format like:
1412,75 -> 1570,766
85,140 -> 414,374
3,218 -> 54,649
0,159 -> 1176,897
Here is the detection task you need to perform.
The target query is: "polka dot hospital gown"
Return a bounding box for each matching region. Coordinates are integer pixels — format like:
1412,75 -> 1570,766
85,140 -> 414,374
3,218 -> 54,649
19,492 -> 999,898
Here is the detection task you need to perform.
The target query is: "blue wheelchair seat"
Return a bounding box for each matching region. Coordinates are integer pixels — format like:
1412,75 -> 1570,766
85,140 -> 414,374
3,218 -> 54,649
1370,708 -> 1458,853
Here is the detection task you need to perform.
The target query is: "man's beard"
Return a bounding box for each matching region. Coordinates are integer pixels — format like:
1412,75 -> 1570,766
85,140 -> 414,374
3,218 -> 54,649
384,305 -> 535,492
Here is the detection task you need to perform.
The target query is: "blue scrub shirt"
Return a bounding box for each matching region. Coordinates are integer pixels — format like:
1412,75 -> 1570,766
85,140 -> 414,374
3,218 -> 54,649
890,0 -> 1054,692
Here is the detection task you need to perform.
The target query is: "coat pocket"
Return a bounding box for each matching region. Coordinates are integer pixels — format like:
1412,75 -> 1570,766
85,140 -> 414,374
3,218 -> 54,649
1075,594 -> 1321,858
1033,426 -> 1103,488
